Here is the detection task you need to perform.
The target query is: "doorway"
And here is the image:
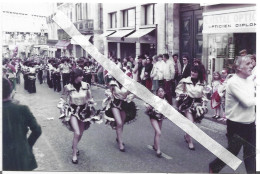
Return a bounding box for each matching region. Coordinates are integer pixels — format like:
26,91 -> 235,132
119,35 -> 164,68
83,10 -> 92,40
180,5 -> 203,62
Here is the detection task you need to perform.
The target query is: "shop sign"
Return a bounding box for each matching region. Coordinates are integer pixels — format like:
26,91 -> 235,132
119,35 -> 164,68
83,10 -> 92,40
203,10 -> 256,33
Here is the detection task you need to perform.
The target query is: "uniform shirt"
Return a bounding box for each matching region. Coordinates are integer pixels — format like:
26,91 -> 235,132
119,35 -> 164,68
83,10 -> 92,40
64,82 -> 91,106
60,63 -> 70,74
225,74 -> 255,123
84,65 -> 93,74
175,77 -> 208,103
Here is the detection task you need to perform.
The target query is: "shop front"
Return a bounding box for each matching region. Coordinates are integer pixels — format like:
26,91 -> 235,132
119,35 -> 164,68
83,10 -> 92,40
55,40 -> 73,58
125,26 -> 157,57
71,35 -> 93,58
202,5 -> 256,83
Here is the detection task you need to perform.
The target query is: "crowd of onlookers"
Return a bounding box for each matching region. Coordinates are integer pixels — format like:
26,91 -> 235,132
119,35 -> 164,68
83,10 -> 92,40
2,50 -> 256,120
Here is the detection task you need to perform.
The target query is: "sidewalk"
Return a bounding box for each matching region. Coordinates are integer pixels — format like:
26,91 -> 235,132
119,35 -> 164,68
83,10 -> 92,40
92,82 -> 226,125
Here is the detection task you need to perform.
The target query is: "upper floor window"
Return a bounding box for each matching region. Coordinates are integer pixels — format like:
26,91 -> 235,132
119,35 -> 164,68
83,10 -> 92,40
144,4 -> 155,25
109,12 -> 117,28
76,3 -> 82,21
122,8 -> 135,27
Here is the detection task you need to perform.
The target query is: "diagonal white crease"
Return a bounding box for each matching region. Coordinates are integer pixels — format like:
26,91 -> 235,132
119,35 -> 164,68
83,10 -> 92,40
53,11 -> 242,170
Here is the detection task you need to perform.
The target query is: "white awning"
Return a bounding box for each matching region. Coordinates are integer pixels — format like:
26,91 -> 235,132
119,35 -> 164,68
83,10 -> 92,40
100,30 -> 116,37
108,29 -> 134,38
126,28 -> 155,38
71,35 -> 92,45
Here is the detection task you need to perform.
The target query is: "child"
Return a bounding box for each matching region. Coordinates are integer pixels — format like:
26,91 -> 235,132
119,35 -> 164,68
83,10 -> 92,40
144,87 -> 166,158
211,72 -> 221,119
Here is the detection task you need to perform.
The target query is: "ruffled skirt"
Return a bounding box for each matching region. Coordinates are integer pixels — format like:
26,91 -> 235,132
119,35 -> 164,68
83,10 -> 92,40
57,98 -> 102,131
104,100 -> 137,129
145,109 -> 166,121
177,95 -> 208,123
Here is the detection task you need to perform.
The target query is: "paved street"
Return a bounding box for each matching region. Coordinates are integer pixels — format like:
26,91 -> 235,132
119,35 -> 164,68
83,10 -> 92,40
13,78 -> 246,173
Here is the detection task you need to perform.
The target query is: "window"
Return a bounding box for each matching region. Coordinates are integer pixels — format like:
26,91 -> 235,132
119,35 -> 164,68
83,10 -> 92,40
144,4 -> 155,25
110,12 -> 117,28
122,8 -> 135,27
75,3 -> 82,21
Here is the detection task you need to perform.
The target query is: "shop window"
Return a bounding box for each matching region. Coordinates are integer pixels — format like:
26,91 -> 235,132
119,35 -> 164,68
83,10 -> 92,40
122,8 -> 135,27
109,12 -> 117,28
144,4 -> 155,25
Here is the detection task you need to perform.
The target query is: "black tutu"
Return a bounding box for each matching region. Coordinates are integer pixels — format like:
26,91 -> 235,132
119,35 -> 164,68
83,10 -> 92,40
176,96 -> 207,123
104,101 -> 137,129
57,98 -> 102,131
145,108 -> 166,121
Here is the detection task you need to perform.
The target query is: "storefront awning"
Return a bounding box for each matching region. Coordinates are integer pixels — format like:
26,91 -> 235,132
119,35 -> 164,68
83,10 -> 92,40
101,30 -> 116,37
107,29 -> 135,41
127,28 -> 155,38
55,40 -> 71,49
39,45 -> 49,50
71,35 -> 93,45
125,28 -> 156,43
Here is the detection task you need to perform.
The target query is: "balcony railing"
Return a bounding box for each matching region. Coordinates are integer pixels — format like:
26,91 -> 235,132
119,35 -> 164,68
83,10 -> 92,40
73,19 -> 94,34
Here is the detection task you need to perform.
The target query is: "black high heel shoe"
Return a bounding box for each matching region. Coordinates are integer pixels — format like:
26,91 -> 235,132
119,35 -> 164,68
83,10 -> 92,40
72,157 -> 78,164
119,147 -> 126,152
156,152 -> 162,158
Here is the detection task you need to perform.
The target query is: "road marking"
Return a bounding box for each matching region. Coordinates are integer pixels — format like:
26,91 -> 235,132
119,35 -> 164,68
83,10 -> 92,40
53,11 -> 242,170
147,145 -> 173,160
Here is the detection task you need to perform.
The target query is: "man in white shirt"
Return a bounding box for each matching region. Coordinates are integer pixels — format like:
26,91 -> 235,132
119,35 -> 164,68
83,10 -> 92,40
209,55 -> 256,173
163,54 -> 175,105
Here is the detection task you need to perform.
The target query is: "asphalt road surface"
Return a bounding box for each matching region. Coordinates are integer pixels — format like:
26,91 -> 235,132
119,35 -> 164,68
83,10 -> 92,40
11,79 -> 246,173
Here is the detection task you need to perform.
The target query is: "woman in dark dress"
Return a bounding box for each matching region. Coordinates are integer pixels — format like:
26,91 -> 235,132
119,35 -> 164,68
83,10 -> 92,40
2,78 -> 42,171
145,87 -> 167,158
175,66 -> 208,150
102,80 -> 137,152
58,68 -> 97,164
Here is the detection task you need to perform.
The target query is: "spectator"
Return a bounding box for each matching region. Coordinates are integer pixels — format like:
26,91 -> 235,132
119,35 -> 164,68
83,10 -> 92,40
140,57 -> 147,86
150,55 -> 159,93
193,58 -> 206,81
210,72 -> 222,119
163,53 -> 175,105
144,57 -> 153,90
209,55 -> 256,173
2,78 -> 42,171
172,54 -> 182,97
132,57 -> 139,81
239,49 -> 247,56
180,55 -> 191,80
97,64 -> 104,85
137,56 -> 144,83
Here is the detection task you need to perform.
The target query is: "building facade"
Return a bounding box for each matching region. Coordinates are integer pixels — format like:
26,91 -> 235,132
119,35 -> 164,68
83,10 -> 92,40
46,3 -> 103,58
2,10 -> 48,59
202,4 -> 256,82
102,3 -> 256,83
